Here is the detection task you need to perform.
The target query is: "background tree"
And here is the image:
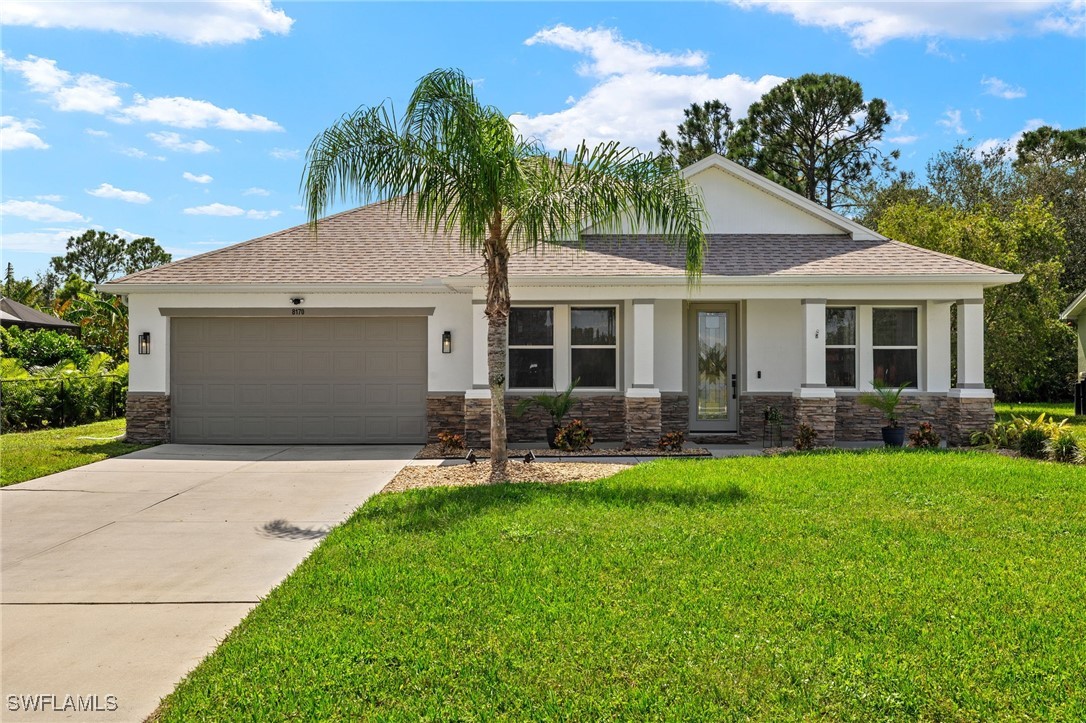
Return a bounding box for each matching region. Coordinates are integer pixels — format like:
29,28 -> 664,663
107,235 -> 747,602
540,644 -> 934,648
658,99 -> 734,168
50,230 -> 171,284
3,263 -> 43,308
728,73 -> 897,211
303,68 -> 706,482
876,198 -> 1075,401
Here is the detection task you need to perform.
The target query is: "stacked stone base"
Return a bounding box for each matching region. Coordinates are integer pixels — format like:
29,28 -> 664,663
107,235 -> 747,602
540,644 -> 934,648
946,395 -> 996,446
126,392 -> 170,443
624,396 -> 662,447
793,395 -> 837,446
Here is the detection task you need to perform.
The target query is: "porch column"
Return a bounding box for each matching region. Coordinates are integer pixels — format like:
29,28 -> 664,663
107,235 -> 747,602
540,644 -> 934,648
794,298 -> 836,444
465,300 -> 492,447
926,300 -> 952,392
948,297 -> 995,445
626,299 -> 661,446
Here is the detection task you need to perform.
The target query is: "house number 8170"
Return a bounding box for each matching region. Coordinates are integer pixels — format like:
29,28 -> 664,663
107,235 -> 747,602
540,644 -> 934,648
291,308 -> 305,315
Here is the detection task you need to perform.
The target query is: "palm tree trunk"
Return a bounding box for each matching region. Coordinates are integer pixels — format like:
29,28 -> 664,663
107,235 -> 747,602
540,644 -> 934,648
483,233 -> 511,483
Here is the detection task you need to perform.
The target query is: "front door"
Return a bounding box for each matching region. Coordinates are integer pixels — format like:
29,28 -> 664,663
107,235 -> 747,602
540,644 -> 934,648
688,305 -> 737,432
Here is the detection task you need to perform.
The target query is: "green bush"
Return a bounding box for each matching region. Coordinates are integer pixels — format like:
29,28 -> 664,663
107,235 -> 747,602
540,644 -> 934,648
1018,428 -> 1049,459
1,327 -> 89,369
794,424 -> 817,451
1046,432 -> 1084,464
1,351 -> 126,432
555,419 -> 593,452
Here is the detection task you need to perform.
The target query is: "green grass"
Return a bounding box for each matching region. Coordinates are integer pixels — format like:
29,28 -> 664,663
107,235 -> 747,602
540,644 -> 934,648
995,401 -> 1086,440
0,419 -> 151,486
156,452 -> 1086,721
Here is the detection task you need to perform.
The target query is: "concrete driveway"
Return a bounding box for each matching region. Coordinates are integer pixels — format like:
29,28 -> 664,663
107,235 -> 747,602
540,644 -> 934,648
1,444 -> 418,722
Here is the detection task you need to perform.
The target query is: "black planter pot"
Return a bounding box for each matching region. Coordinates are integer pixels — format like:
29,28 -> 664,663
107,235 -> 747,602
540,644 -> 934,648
546,425 -> 559,449
882,425 -> 906,447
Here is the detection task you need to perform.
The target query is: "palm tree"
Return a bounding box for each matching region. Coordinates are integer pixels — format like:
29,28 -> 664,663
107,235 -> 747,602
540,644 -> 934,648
302,68 -> 706,482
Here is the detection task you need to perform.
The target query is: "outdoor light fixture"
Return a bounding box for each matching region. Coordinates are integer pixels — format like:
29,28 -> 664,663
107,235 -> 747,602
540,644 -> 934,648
441,330 -> 452,354
138,332 -> 151,355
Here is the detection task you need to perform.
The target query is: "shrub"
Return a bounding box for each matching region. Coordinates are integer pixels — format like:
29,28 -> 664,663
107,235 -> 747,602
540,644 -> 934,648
909,421 -> 941,448
555,419 -> 593,452
971,413 -> 1069,450
1,327 -> 89,370
0,350 -> 126,431
657,430 -> 685,452
1018,428 -> 1048,459
436,431 -> 465,456
1046,432 -> 1083,464
794,424 -> 816,451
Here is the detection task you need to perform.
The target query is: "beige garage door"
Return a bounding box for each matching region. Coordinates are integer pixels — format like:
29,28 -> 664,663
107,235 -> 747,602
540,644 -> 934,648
171,317 -> 426,444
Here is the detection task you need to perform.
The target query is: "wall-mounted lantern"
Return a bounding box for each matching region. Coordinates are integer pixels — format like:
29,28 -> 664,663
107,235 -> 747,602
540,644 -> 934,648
441,330 -> 452,354
138,332 -> 151,355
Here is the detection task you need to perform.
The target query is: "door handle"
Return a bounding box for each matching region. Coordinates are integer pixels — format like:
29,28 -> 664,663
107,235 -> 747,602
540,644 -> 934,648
731,373 -> 737,399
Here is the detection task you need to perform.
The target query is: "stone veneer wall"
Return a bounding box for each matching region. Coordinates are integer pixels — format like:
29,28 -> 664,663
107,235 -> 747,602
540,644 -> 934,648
793,396 -> 837,446
625,396 -> 662,447
462,393 -> 627,446
946,395 -> 996,446
835,393 -> 950,443
426,393 -> 465,442
661,393 -> 689,435
126,392 -> 170,444
737,394 -> 794,444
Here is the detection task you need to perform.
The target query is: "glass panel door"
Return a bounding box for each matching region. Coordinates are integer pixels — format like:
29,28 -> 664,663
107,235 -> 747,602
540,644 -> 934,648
689,306 -> 737,431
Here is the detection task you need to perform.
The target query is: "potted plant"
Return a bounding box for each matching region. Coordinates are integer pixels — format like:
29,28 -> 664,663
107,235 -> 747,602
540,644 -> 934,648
513,378 -> 579,449
858,380 -> 914,447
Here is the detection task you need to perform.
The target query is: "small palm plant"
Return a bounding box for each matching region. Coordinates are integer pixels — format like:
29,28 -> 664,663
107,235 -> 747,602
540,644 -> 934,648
859,380 -> 915,447
514,378 -> 579,448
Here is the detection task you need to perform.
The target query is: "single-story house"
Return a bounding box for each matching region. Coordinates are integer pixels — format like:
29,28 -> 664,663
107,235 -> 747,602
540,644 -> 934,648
101,155 -> 1019,447
1061,289 -> 1086,414
1,296 -> 80,334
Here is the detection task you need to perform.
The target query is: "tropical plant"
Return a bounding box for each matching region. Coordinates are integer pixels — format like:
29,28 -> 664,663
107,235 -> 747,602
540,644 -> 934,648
858,380 -> 914,428
908,421 -> 941,448
436,430 -> 465,456
0,326 -> 89,370
658,430 -> 686,452
554,419 -> 593,452
1046,431 -> 1083,464
1018,428 -> 1049,459
970,413 -> 1069,450
514,378 -> 580,430
793,423 -> 816,451
301,68 -> 706,482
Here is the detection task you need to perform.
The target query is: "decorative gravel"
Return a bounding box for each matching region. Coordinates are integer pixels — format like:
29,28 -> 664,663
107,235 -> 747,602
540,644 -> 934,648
383,460 -> 631,493
415,443 -> 709,460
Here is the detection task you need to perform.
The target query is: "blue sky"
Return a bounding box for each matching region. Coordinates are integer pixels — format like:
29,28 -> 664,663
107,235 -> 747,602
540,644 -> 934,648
2,1 -> 1083,279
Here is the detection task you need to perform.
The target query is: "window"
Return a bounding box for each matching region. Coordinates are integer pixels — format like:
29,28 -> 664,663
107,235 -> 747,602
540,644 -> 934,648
825,307 -> 857,387
571,307 -> 617,387
872,308 -> 918,388
508,307 -> 553,388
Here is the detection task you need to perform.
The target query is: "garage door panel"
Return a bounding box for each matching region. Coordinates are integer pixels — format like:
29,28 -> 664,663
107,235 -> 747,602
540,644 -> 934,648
172,317 -> 426,444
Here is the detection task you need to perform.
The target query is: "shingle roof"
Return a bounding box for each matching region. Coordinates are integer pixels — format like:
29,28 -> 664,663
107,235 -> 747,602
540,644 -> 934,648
108,199 -> 1012,286
0,297 -> 79,329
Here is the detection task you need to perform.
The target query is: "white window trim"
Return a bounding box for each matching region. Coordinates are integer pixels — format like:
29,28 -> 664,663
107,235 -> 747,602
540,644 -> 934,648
507,303 -> 622,392
828,304 -> 925,392
507,305 -> 555,392
826,305 -> 858,390
570,305 -> 620,391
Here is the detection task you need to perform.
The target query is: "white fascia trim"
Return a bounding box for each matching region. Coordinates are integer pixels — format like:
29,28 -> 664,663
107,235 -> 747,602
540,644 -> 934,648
96,280 -> 462,295
679,154 -> 887,241
1061,288 -> 1086,321
443,273 -> 1022,289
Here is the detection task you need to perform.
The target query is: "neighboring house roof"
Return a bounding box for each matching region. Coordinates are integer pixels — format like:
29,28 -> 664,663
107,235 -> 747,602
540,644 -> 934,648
1062,289 -> 1086,321
103,193 -> 1016,290
0,297 -> 79,330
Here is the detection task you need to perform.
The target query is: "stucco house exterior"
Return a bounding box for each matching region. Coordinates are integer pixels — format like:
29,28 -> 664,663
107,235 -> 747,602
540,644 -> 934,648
1061,289 -> 1086,414
101,156 -> 1019,447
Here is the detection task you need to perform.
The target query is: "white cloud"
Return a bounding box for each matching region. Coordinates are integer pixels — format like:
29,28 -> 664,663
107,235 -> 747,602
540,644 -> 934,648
512,26 -> 783,152
183,203 -> 280,219
84,128 -> 109,137
243,187 -> 271,196
1,0 -> 294,45
730,1 -> 1084,50
526,24 -> 706,77
924,39 -> 958,61
0,116 -> 49,150
148,131 -> 216,154
36,194 -> 63,202
184,203 -> 245,217
0,228 -> 83,254
1,53 -> 124,113
937,109 -> 967,135
121,94 -> 282,131
290,204 -> 304,211
886,135 -> 920,145
183,172 -> 214,184
981,76 -> 1026,99
0,200 -> 85,223
114,228 -> 146,240
976,118 -> 1050,159
86,182 -> 151,204
269,147 -> 300,160
120,146 -> 167,161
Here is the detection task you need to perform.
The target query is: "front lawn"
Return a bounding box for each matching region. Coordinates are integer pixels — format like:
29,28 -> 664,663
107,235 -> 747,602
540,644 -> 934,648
156,452 -> 1086,721
0,419 -> 151,486
995,401 -> 1085,440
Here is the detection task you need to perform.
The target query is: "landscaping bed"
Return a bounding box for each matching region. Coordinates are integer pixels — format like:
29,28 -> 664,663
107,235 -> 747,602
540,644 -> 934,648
385,460 -> 630,492
155,452 -> 1086,721
415,442 -> 711,459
